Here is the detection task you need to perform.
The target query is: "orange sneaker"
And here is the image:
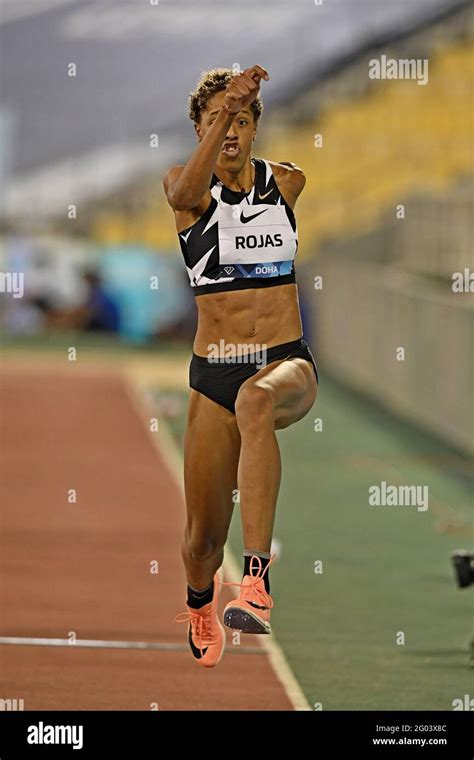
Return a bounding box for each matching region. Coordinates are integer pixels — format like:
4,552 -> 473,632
222,554 -> 276,634
175,570 -> 225,668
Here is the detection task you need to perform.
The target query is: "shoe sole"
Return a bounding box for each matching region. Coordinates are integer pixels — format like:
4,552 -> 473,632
223,606 -> 271,634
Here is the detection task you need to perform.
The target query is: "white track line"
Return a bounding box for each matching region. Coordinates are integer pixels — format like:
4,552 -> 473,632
124,378 -> 312,711
0,637 -> 186,651
0,636 -> 263,654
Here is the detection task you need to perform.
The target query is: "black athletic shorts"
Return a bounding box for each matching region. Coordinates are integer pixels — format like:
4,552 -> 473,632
189,337 -> 319,414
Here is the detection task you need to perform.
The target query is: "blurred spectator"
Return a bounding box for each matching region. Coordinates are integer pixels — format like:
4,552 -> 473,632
44,270 -> 120,332
81,270 -> 120,332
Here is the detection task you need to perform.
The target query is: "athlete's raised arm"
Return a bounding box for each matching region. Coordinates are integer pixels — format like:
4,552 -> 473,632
163,65 -> 269,211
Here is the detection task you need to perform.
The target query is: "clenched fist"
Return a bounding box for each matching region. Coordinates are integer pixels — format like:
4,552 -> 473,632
222,65 -> 270,115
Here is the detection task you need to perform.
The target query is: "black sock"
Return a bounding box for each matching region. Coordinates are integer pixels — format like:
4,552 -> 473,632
243,551 -> 271,594
187,581 -> 214,609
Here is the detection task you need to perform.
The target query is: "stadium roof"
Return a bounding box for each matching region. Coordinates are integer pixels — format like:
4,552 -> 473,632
0,0 -> 468,217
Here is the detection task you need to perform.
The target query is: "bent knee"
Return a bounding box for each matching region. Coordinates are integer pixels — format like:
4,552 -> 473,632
235,382 -> 274,433
184,531 -> 224,562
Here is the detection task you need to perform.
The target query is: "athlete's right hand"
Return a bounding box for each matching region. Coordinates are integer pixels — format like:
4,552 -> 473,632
222,65 -> 270,115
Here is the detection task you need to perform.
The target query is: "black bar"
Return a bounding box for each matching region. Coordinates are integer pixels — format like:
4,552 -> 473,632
0,710 -> 472,758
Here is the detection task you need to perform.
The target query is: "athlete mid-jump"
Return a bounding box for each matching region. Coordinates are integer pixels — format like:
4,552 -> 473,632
165,65 -> 318,667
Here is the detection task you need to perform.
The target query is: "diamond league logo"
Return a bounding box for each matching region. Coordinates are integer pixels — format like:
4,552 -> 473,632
224,266 -> 234,274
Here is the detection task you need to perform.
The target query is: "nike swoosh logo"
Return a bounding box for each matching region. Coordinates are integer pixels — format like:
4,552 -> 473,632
248,601 -> 269,610
258,189 -> 273,200
240,209 -> 267,224
188,625 -> 208,659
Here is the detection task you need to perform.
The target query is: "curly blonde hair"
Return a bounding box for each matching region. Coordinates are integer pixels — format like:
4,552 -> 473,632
188,68 -> 263,124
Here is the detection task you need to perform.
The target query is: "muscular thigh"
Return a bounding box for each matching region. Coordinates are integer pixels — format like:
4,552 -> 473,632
184,389 -> 241,541
239,356 -> 318,430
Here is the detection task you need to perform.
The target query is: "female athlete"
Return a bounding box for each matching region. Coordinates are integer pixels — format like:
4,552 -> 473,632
164,64 -> 318,668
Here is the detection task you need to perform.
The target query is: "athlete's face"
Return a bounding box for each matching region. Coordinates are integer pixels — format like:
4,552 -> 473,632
195,90 -> 257,169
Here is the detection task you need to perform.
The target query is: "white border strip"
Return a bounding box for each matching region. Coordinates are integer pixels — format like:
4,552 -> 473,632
124,378 -> 312,711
